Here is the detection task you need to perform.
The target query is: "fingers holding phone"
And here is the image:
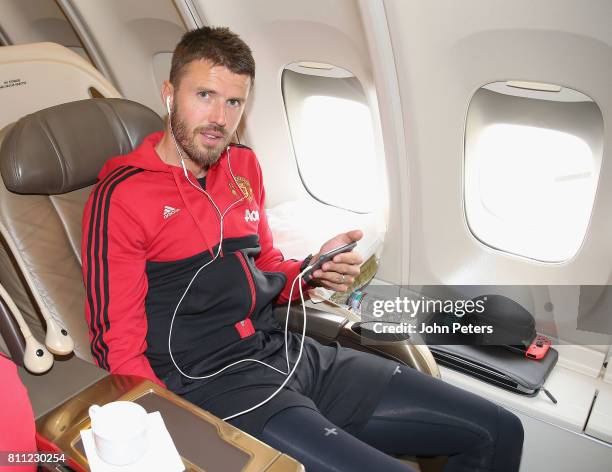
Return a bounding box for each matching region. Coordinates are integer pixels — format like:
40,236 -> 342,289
305,231 -> 363,291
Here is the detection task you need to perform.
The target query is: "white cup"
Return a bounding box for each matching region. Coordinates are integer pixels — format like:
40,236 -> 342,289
89,401 -> 148,466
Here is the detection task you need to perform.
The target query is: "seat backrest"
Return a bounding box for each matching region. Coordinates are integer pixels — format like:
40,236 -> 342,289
0,98 -> 163,362
0,42 -> 121,131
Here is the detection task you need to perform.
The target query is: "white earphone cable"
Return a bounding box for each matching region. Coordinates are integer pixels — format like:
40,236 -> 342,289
166,112 -> 310,420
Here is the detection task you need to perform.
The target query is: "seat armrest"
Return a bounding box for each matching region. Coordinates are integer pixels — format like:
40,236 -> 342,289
274,303 -> 349,344
274,303 -> 440,377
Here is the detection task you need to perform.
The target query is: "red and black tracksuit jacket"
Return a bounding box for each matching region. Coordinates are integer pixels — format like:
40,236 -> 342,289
82,131 -> 307,386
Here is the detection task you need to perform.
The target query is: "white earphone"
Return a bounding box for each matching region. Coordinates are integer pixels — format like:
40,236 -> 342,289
166,96 -> 172,115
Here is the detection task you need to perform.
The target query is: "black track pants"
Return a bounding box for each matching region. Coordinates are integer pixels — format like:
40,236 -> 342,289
259,364 -> 524,472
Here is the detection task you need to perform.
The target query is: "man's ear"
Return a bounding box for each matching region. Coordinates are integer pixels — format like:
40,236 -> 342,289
161,80 -> 174,113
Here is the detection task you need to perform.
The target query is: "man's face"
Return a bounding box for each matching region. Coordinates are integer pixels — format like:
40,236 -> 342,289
170,60 -> 250,169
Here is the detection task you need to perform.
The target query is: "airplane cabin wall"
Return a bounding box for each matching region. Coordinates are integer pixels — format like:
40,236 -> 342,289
185,0 -> 373,207
1,0 -> 401,281
381,0 -> 612,349
183,0 -> 395,270
55,0 -> 187,116
0,0 -> 88,60
1,1 -> 612,469
384,0 -> 612,286
1,0 -> 609,340
377,7 -> 612,466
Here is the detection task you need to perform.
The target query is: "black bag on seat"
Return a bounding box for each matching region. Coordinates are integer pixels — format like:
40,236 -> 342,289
428,343 -> 558,396
425,295 -> 558,396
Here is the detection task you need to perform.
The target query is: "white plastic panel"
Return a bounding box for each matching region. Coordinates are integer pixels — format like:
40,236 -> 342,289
0,42 -> 120,130
0,0 -> 85,56
605,361 -> 612,384
383,0 -> 612,286
553,344 -> 607,378
186,0 -> 383,204
585,385 -> 612,444
439,359 -> 598,433
516,409 -> 612,472
152,52 -> 174,98
58,0 -> 186,116
438,329 -> 608,467
179,0 -> 392,274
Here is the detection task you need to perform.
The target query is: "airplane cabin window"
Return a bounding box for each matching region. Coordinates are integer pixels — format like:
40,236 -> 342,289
464,82 -> 604,262
282,63 -> 379,213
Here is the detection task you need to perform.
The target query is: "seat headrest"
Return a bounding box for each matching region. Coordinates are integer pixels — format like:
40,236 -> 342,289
0,98 -> 163,194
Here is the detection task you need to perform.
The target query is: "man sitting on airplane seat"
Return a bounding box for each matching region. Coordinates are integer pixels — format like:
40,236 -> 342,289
82,26 -> 524,472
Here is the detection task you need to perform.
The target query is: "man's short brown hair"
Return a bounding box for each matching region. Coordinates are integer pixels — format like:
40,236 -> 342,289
170,26 -> 255,88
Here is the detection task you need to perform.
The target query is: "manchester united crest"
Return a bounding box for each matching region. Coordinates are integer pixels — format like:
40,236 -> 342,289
233,176 -> 253,202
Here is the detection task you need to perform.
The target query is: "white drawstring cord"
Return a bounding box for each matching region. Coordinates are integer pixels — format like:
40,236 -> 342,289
167,132 -> 310,420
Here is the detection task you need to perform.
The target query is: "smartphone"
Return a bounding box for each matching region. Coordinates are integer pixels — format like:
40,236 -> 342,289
303,241 -> 357,282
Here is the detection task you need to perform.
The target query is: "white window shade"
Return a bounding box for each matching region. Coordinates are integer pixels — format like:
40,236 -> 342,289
465,85 -> 603,262
282,68 -> 380,213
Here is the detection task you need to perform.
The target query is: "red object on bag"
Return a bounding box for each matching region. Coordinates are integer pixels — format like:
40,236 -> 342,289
526,335 -> 552,360
0,353 -> 36,472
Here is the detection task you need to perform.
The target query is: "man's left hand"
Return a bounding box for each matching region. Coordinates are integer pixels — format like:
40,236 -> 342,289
309,230 -> 363,292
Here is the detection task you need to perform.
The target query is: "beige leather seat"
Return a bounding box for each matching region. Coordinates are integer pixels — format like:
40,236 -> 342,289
0,98 -> 163,417
0,41 -> 120,367
0,98 -> 163,360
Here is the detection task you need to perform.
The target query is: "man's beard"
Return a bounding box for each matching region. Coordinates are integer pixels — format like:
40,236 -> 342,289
170,106 -> 229,169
